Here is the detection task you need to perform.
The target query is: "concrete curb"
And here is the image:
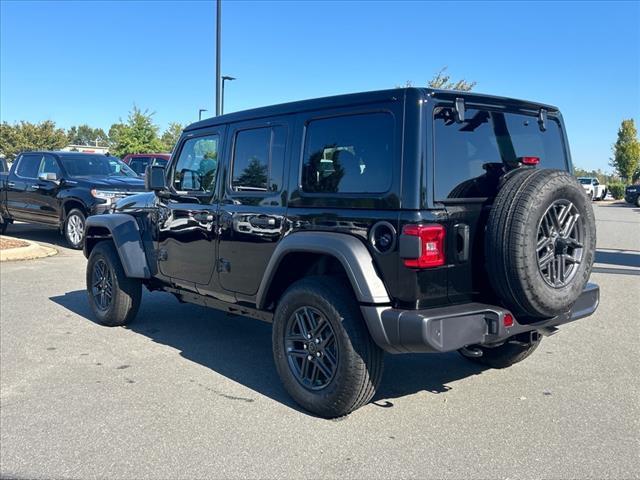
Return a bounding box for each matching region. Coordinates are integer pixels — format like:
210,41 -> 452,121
0,236 -> 58,262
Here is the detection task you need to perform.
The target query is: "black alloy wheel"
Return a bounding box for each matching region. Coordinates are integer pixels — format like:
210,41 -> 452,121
91,258 -> 113,311
536,199 -> 585,288
285,306 -> 338,390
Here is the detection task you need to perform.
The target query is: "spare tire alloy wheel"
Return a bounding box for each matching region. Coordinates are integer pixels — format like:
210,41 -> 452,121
536,200 -> 584,288
285,306 -> 338,390
485,169 -> 596,319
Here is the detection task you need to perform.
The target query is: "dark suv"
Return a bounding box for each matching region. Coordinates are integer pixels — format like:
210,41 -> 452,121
83,88 -> 599,418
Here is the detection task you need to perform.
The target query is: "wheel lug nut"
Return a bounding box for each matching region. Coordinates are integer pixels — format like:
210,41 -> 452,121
307,355 -> 313,361
303,344 -> 307,349
316,352 -> 321,357
307,334 -> 312,339
315,338 -> 320,344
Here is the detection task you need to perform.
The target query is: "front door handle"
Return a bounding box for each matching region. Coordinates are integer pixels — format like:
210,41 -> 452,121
7,182 -> 15,188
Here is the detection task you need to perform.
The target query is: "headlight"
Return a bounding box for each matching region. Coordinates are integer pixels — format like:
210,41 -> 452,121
91,189 -> 122,205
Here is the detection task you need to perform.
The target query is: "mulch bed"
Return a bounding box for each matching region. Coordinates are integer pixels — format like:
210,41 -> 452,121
0,237 -> 29,250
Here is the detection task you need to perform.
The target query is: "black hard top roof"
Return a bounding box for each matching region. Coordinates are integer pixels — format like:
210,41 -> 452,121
185,87 -> 559,132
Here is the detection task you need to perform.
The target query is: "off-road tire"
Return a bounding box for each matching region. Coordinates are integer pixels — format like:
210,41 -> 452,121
86,240 -> 141,327
272,276 -> 384,418
64,208 -> 86,249
461,333 -> 542,369
485,169 -> 596,319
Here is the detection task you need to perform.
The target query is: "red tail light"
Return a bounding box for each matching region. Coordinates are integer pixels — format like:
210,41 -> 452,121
519,156 -> 540,165
503,313 -> 514,327
402,224 -> 446,268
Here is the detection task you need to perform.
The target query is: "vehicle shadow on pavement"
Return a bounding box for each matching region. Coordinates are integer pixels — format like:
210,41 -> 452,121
50,289 -> 489,416
3,223 -> 69,249
593,248 -> 640,276
595,249 -> 640,267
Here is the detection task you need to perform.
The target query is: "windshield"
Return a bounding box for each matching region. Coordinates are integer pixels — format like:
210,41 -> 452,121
60,155 -> 138,178
433,107 -> 568,199
579,178 -> 591,185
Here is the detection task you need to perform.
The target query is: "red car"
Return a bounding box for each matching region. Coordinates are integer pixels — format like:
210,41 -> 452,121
121,153 -> 171,176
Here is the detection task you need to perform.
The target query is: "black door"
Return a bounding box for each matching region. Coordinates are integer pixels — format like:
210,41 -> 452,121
5,153 -> 43,221
217,122 -> 289,297
157,131 -> 223,287
31,154 -> 63,224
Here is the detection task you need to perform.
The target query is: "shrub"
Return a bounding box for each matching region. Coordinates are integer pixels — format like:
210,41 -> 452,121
608,182 -> 625,200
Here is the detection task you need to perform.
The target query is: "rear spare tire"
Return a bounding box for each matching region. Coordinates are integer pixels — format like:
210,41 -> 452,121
485,169 -> 596,319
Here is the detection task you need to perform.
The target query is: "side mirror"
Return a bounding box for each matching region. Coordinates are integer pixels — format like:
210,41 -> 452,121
38,172 -> 59,183
145,164 -> 166,192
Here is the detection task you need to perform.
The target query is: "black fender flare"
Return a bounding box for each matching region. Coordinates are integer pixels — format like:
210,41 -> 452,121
84,214 -> 150,279
255,231 -> 391,310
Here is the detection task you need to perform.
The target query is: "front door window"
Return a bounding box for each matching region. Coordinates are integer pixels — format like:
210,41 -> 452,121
171,135 -> 219,194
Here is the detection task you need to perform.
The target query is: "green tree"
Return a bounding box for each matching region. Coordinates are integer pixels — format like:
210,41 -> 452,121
67,124 -> 108,146
108,106 -> 163,158
235,158 -> 268,189
0,120 -> 68,161
610,119 -> 640,182
400,66 -> 476,91
160,122 -> 183,152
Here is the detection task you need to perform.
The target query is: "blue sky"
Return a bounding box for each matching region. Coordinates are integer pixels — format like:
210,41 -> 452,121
1,0 -> 638,171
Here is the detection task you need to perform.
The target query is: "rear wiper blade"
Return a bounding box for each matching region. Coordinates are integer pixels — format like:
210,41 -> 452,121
538,108 -> 547,132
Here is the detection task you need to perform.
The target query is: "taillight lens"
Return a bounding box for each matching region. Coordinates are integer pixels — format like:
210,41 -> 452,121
519,156 -> 540,165
402,224 -> 446,268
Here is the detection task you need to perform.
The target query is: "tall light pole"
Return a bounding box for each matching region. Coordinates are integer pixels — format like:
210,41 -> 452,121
215,0 -> 222,116
198,109 -> 207,121
221,76 -> 236,115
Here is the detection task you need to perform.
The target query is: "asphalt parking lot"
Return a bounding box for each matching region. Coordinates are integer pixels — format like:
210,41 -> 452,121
1,202 -> 639,480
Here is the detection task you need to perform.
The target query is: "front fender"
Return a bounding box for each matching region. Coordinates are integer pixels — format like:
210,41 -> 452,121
84,213 -> 150,279
256,231 -> 391,309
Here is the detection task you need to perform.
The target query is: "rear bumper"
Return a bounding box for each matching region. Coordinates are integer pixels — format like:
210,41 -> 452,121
361,283 -> 599,354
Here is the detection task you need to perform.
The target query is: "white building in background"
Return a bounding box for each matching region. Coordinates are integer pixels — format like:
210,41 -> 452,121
62,144 -> 110,154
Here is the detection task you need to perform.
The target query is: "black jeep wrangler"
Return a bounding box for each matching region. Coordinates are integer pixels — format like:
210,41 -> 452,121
83,88 -> 599,418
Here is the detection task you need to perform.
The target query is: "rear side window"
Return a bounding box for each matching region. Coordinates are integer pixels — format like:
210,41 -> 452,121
129,157 -> 152,174
433,107 -> 568,200
231,126 -> 286,192
16,154 -> 43,178
302,112 -> 394,194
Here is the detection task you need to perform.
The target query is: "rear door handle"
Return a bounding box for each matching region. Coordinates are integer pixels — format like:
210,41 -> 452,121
7,182 -> 15,187
454,223 -> 470,262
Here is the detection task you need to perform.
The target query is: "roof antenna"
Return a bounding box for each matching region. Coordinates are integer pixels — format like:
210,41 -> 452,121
538,108 -> 547,131
454,97 -> 465,123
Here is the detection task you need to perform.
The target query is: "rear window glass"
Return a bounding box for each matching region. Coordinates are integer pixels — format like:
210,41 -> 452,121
232,126 -> 286,193
433,107 -> 567,200
302,112 -> 394,194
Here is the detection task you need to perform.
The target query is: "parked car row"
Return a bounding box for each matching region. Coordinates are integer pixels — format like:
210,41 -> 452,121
0,151 -> 167,248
